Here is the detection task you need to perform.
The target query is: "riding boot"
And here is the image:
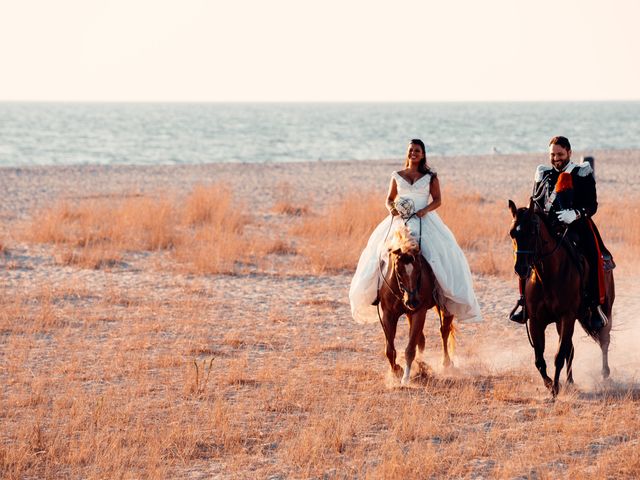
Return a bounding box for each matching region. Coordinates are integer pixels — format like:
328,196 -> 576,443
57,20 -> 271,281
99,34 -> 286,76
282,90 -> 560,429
587,304 -> 608,330
509,295 -> 527,324
595,305 -> 609,328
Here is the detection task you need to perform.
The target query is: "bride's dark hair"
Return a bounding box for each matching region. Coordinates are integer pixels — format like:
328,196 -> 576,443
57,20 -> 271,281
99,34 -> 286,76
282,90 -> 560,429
405,139 -> 436,177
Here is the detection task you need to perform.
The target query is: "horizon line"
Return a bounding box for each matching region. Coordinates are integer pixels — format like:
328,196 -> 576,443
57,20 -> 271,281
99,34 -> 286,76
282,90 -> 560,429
2,98 -> 640,104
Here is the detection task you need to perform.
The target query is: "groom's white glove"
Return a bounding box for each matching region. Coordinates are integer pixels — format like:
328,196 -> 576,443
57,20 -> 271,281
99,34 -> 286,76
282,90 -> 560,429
556,209 -> 580,224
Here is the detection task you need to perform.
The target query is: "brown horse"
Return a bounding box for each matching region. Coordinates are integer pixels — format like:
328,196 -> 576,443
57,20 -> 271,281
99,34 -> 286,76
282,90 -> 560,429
378,226 -> 455,385
508,199 -> 614,397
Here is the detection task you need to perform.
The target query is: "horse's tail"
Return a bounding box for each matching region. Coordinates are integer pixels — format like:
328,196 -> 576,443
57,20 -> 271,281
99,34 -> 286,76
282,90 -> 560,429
577,316 -> 601,341
579,321 -> 599,341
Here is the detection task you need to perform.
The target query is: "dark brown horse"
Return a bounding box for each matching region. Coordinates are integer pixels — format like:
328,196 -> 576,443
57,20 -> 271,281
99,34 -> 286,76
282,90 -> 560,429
378,226 -> 455,385
508,199 -> 614,397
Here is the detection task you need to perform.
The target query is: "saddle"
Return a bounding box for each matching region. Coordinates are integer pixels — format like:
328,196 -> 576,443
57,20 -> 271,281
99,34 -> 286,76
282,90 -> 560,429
553,219 -> 615,314
551,216 -> 615,273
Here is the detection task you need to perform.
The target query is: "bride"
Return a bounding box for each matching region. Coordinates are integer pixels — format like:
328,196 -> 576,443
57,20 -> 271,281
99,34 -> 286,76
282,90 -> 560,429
349,139 -> 482,324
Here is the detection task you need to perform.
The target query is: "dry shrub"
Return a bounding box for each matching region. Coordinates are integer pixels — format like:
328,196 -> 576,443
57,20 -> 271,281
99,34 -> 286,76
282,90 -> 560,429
292,191 -> 385,273
28,200 -> 79,244
597,197 -> 640,268
174,226 -> 248,274
438,187 -> 513,277
28,195 -> 178,251
58,246 -> 124,270
26,185 -> 251,273
184,183 -> 236,226
266,240 -> 297,255
291,187 -> 513,276
174,184 -> 250,274
115,196 -> 177,250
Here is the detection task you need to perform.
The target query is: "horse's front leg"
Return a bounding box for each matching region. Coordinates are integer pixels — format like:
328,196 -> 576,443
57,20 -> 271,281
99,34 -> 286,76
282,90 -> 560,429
552,317 -> 576,397
402,310 -> 427,385
438,308 -> 455,368
381,312 -> 402,378
530,319 -> 552,391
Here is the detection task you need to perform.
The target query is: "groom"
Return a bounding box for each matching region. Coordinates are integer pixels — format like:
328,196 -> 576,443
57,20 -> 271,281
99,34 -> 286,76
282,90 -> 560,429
509,136 -> 611,329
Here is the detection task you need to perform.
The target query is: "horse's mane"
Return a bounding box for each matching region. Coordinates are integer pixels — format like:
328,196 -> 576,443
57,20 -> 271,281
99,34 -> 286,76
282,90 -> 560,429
386,224 -> 419,254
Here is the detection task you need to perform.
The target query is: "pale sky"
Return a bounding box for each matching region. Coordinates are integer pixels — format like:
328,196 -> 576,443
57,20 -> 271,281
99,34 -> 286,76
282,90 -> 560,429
1,0 -> 639,102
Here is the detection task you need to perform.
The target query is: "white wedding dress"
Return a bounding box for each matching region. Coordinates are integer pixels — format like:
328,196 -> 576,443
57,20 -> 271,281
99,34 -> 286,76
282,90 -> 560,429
349,171 -> 482,324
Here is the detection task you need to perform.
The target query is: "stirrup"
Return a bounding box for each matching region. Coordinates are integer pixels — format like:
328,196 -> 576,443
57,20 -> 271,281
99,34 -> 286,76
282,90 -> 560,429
509,297 -> 527,324
595,305 -> 609,328
603,256 -> 616,271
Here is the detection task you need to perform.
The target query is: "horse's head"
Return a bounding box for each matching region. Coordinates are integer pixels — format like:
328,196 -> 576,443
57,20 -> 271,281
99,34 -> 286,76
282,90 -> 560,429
508,198 -> 541,279
387,226 -> 422,311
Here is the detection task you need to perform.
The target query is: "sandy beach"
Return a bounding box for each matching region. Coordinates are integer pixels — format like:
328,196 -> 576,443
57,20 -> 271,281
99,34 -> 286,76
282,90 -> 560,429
2,150 -> 640,478
2,149 -> 640,221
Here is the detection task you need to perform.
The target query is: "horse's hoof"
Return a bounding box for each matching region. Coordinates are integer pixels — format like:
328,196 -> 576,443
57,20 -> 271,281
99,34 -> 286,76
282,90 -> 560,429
401,375 -> 411,386
602,367 -> 611,379
442,358 -> 454,369
393,365 -> 404,378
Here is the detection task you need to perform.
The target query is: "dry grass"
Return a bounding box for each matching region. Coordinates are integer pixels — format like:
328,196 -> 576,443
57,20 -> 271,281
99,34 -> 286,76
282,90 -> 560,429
438,187 -> 513,277
292,191 -> 387,273
25,184 -> 634,278
25,184 -> 251,274
2,277 -> 640,479
3,177 -> 640,478
265,240 -> 297,255
289,186 -> 639,277
28,196 -> 178,250
291,187 -> 514,276
597,198 -> 640,267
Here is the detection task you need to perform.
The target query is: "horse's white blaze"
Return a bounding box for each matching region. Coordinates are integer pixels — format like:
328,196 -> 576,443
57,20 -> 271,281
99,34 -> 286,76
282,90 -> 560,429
405,263 -> 413,276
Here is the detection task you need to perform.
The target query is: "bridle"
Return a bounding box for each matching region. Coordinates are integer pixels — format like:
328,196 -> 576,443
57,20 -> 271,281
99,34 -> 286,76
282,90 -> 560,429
378,212 -> 423,309
394,251 -> 423,309
374,213 -> 446,340
512,201 -> 571,350
513,208 -> 568,279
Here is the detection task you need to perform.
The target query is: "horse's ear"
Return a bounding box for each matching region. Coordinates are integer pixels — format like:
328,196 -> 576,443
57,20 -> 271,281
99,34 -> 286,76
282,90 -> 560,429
528,197 -> 535,211
390,248 -> 401,255
508,199 -> 517,218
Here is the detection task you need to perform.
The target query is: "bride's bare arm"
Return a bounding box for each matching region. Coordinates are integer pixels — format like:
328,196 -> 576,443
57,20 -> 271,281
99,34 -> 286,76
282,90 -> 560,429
417,176 -> 442,217
386,178 -> 399,215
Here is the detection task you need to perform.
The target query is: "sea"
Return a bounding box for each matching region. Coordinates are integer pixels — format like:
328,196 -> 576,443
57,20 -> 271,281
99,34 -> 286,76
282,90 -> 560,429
1,102 -> 639,167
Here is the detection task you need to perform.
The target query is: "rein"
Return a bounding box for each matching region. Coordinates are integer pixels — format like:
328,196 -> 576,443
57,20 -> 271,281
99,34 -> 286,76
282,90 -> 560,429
374,212 -> 445,333
377,213 -> 423,307
514,213 -> 568,268
514,209 -> 569,348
